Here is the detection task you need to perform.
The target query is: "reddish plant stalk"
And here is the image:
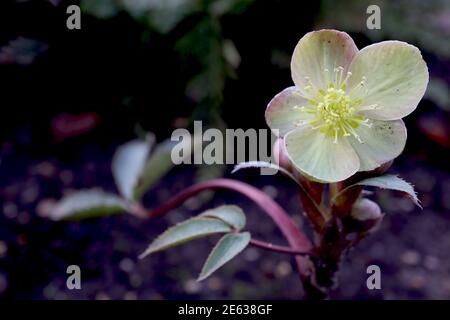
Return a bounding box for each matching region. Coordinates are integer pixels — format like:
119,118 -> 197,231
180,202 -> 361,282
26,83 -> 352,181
146,178 -> 313,278
249,239 -> 315,257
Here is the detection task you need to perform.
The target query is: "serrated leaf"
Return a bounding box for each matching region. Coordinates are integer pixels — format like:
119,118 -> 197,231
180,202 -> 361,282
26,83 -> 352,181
139,217 -> 232,259
49,190 -> 128,221
232,161 -> 298,183
112,137 -> 154,201
198,232 -> 251,281
200,205 -> 246,230
337,174 -> 421,208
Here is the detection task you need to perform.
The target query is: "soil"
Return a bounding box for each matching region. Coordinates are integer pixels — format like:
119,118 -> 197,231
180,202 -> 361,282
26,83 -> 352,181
1,135 -> 450,299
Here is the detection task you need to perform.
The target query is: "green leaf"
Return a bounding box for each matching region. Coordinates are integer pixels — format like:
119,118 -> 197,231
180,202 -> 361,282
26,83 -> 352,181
112,137 -> 154,201
336,174 -> 421,208
49,190 -> 128,221
200,205 -> 246,230
133,139 -> 175,200
139,217 -> 232,259
232,161 -> 298,184
198,232 -> 251,281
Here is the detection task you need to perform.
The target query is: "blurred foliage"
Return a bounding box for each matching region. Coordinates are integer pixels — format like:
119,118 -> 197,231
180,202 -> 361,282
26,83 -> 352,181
48,189 -> 128,220
81,0 -> 257,182
82,0 -> 255,34
82,0 -> 255,125
49,133 -> 202,220
0,37 -> 48,65
82,0 -> 255,33
82,0 -> 198,33
318,0 -> 450,58
426,78 -> 450,112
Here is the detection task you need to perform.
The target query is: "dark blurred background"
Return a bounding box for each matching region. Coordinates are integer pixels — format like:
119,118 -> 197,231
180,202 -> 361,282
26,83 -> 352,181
1,0 -> 450,299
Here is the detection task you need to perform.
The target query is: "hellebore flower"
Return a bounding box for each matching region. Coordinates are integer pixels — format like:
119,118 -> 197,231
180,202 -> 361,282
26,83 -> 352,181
265,30 -> 428,182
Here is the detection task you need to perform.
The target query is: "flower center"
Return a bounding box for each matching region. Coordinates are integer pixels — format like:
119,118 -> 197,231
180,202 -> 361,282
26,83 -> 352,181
293,66 -> 375,143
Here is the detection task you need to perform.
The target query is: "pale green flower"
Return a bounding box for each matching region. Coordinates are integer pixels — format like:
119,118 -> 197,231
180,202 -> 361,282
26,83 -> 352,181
266,30 -> 429,182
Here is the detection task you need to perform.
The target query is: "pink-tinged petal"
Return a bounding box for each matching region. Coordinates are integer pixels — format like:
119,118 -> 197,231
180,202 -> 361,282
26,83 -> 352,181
348,41 -> 429,120
265,86 -> 313,137
284,127 -> 360,183
291,30 -> 358,99
348,119 -> 407,172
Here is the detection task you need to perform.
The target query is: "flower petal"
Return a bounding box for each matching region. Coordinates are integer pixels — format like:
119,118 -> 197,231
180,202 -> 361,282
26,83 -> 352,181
291,30 -> 358,99
348,41 -> 429,120
265,86 -> 313,137
284,127 -> 360,182
348,119 -> 407,172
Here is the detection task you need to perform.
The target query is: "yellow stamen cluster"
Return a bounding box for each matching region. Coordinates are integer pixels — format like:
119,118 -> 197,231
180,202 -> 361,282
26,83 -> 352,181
293,67 -> 374,144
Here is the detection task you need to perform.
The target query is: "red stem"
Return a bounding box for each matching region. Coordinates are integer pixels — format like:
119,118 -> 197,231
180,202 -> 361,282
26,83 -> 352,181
249,239 -> 315,257
146,178 -> 313,278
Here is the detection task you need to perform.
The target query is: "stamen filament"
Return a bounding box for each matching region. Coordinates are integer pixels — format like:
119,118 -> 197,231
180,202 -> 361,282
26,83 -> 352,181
293,70 -> 371,144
